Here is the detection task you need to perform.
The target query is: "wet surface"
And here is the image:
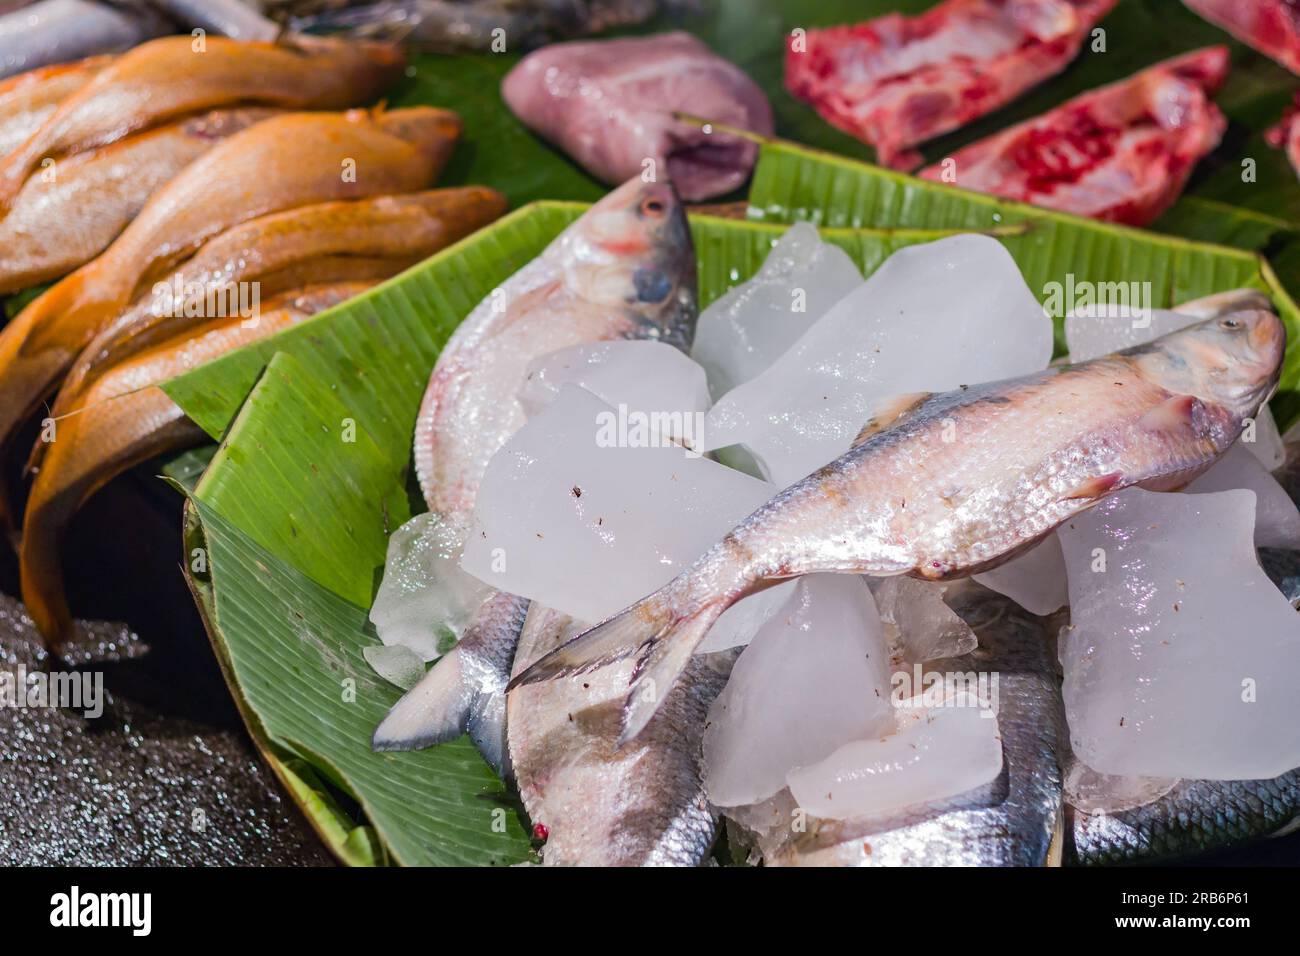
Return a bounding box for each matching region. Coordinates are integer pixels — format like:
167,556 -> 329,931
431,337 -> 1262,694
0,470 -> 331,866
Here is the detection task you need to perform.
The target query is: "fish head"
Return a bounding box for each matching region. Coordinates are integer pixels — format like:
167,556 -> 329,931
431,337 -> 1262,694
1129,307 -> 1286,419
563,177 -> 698,350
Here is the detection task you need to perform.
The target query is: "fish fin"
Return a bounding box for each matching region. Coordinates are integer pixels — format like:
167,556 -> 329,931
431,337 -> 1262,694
1138,394 -> 1204,435
852,392 -> 933,447
1062,471 -> 1123,501
618,603 -> 728,745
372,648 -> 470,752
507,599 -> 659,689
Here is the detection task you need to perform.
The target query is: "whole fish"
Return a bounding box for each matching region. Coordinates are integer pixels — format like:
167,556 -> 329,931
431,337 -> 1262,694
0,107 -> 281,295
47,186 -> 507,427
512,296 -> 1287,742
734,582 -> 1064,866
150,0 -> 282,41
0,33 -> 406,212
0,106 -> 461,534
508,603 -> 729,866
0,0 -> 166,80
502,32 -> 773,201
20,282 -> 377,653
372,176 -> 698,770
287,0 -> 667,53
0,55 -> 109,159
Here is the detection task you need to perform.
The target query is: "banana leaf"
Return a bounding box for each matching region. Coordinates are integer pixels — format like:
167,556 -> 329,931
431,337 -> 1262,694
746,138 -> 1300,424
165,210 -> 971,864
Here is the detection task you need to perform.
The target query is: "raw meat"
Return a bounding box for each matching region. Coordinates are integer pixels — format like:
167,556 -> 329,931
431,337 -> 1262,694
786,0 -> 1118,169
1184,0 -> 1300,74
919,48 -> 1229,225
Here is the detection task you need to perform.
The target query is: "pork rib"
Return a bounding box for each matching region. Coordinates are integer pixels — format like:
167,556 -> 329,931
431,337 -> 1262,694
1184,0 -> 1300,75
785,0 -> 1117,170
918,47 -> 1229,226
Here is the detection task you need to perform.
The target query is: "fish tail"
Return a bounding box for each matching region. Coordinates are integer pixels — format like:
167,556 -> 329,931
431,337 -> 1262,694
373,645 -> 473,750
372,590 -> 526,780
508,573 -> 738,744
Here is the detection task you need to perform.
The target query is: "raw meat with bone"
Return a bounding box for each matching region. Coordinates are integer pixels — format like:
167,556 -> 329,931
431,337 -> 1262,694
785,0 -> 1117,170
1183,0 -> 1300,75
919,47 -> 1229,225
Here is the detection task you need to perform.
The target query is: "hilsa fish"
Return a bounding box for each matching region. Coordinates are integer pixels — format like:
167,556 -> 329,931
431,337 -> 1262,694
372,176 -> 698,772
734,582 -> 1065,867
512,294 -> 1286,742
508,604 -> 729,866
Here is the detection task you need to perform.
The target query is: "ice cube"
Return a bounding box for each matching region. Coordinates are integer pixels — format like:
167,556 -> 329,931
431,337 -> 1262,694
691,222 -> 862,397
1187,443 -> 1300,550
1058,488 -> 1300,780
1243,405 -> 1285,470
698,580 -> 798,654
1063,756 -> 1178,815
462,384 -> 776,626
704,234 -> 1052,487
787,688 -> 1003,820
1064,304 -> 1196,362
869,576 -> 977,663
703,574 -> 895,807
973,534 -> 1069,616
362,644 -> 427,691
518,339 -> 711,451
369,512 -> 493,661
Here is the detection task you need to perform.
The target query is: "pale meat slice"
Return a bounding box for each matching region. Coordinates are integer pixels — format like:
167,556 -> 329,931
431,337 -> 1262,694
785,0 -> 1118,170
1266,95 -> 1300,181
1183,0 -> 1300,75
918,47 -> 1229,225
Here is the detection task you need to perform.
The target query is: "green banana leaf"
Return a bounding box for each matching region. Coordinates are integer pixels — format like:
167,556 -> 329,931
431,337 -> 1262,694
165,210 -> 973,865
746,138 -> 1300,424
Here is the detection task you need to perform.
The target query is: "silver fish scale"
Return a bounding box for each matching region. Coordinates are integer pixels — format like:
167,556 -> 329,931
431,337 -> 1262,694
764,584 -> 1065,866
1069,771 -> 1300,866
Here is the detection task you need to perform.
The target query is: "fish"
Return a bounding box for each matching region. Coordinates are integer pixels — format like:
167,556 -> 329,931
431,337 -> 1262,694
149,0 -> 283,41
0,0 -> 167,80
507,602 -> 730,866
502,31 -> 773,201
731,581 -> 1065,866
0,107 -> 282,295
1183,0 -> 1300,75
511,297 -> 1287,742
1065,757 -> 1300,865
46,186 -> 507,428
919,48 -> 1230,226
785,0 -> 1119,170
0,32 -> 406,212
372,176 -> 698,768
19,281 -> 377,654
287,0 -> 669,53
0,106 -> 461,533
0,54 -> 110,160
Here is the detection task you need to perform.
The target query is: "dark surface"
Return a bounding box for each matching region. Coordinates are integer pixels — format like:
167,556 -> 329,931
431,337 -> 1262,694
0,468 -> 331,866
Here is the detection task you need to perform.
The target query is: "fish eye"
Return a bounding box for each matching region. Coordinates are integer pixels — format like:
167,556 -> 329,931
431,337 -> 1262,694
1219,317 -> 1242,330
641,197 -> 667,218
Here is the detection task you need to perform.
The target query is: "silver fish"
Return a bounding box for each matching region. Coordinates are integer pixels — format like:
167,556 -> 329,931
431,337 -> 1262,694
0,0 -> 167,79
729,582 -> 1064,866
508,603 -> 729,866
373,176 -> 698,767
512,294 -> 1287,742
150,0 -> 282,40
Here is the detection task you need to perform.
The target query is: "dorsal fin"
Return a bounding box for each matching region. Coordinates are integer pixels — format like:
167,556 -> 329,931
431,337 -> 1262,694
852,392 -> 933,447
